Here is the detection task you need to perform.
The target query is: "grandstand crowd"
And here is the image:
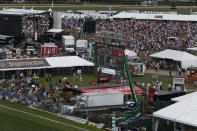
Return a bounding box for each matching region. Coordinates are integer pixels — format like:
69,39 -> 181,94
62,17 -> 197,54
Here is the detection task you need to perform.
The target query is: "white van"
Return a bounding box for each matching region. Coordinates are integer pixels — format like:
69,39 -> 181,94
173,78 -> 186,92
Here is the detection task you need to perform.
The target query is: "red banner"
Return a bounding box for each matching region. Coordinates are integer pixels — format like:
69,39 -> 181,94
148,88 -> 155,106
50,47 -> 53,57
46,47 -> 48,56
41,47 -> 44,57
81,86 -> 144,95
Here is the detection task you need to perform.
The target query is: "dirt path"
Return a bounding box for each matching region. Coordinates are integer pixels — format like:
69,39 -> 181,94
0,4 -> 197,10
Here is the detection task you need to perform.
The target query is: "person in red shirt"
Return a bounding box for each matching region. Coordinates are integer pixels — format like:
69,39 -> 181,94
25,71 -> 28,77
63,85 -> 69,100
91,81 -> 96,85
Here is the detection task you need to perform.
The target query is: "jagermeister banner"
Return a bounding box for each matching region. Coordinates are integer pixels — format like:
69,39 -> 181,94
0,58 -> 50,70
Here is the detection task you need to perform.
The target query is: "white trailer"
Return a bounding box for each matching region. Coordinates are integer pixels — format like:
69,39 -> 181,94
172,78 -> 186,92
76,40 -> 88,54
62,35 -> 75,53
74,91 -> 124,109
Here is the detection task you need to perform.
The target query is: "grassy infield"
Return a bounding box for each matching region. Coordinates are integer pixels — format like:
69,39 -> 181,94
0,5 -> 195,131
40,73 -> 194,91
0,101 -> 102,131
0,73 -> 193,131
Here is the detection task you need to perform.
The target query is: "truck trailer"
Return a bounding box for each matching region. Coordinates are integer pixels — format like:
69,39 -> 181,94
75,91 -> 124,109
62,35 -> 75,53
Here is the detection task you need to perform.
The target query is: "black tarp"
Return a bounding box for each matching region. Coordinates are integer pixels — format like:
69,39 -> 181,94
0,14 -> 22,38
0,58 -> 50,70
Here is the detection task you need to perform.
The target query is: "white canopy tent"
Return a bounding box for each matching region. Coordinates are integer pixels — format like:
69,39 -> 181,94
0,56 -> 94,71
149,49 -> 197,69
171,91 -> 197,102
112,11 -> 197,21
153,91 -> 197,130
46,56 -> 94,68
124,49 -> 137,57
0,8 -> 48,15
47,29 -> 63,33
187,47 -> 197,52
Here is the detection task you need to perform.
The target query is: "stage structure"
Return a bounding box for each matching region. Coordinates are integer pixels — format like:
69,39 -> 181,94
94,31 -> 126,82
0,8 -> 52,45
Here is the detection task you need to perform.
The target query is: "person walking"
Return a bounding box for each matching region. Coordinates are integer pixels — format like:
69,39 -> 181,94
169,70 -> 172,77
79,76 -> 83,85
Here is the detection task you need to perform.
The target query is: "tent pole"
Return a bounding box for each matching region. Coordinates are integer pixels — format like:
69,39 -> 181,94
174,121 -> 176,131
154,117 -> 159,131
152,117 -> 154,131
180,124 -> 185,131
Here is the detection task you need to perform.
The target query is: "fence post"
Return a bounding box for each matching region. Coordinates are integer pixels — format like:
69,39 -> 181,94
112,113 -> 116,131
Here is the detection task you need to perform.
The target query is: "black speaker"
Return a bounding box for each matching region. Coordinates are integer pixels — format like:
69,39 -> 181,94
84,20 -> 96,33
49,17 -> 53,29
0,14 -> 22,37
171,5 -> 176,9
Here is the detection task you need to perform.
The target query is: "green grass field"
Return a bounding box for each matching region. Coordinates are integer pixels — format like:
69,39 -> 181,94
39,73 -> 194,91
39,73 -> 98,89
0,101 -> 103,131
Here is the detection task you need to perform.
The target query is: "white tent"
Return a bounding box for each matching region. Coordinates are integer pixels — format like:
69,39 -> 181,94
153,91 -> 197,129
47,29 -> 63,33
149,49 -> 197,69
124,49 -> 137,57
187,47 -> 197,52
46,56 -> 94,68
0,56 -> 94,71
112,12 -> 197,21
171,91 -> 197,102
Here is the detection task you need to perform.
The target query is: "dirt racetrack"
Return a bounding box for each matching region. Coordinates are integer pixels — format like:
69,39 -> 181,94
0,4 -> 197,10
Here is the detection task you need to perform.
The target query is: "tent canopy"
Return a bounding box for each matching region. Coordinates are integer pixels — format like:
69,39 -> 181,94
149,49 -> 197,69
46,56 -> 94,68
47,29 -> 63,33
153,91 -> 197,127
0,56 -> 94,71
124,49 -> 137,57
171,91 -> 197,102
112,12 -> 197,21
187,47 -> 197,52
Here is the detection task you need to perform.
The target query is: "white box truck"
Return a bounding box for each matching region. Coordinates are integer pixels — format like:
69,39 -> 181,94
76,40 -> 88,55
173,78 -> 186,92
62,35 -> 75,53
74,91 -> 124,109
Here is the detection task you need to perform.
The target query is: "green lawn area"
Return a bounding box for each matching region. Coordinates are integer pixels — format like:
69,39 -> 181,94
39,73 -> 97,89
133,73 -> 194,91
0,101 -> 103,131
39,73 -> 194,91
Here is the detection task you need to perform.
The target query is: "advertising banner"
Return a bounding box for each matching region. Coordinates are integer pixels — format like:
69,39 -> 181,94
81,85 -> 144,95
0,58 -> 50,70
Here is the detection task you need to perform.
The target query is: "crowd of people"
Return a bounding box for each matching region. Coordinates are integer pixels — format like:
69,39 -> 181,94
22,15 -> 50,41
0,70 -> 86,115
60,17 -> 197,76
62,17 -> 197,54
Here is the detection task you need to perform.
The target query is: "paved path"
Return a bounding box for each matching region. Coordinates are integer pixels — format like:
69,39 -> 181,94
145,69 -> 178,77
0,104 -> 89,131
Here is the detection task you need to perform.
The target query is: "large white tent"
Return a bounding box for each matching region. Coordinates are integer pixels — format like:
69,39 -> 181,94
112,11 -> 197,21
46,56 -> 94,68
153,91 -> 197,130
124,49 -> 137,57
47,29 -> 63,33
149,49 -> 197,69
187,47 -> 197,52
0,56 -> 94,71
171,91 -> 197,102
